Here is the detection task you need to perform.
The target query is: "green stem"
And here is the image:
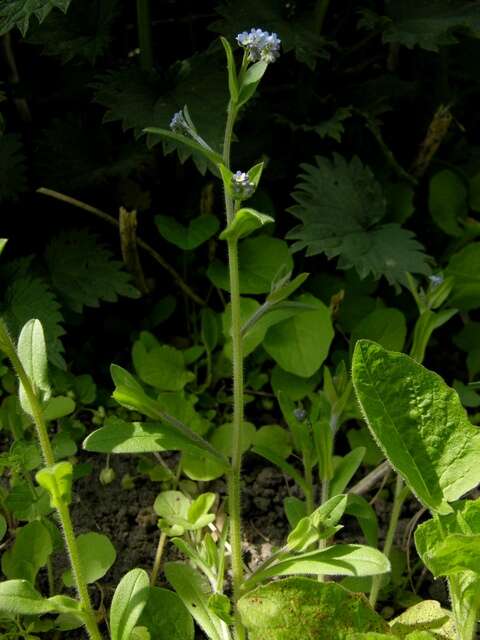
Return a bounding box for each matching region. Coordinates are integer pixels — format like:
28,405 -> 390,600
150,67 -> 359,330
303,452 -> 315,515
369,476 -> 409,608
150,531 -> 167,586
223,104 -> 237,223
227,238 -> 246,640
136,0 -> 154,71
0,324 -> 102,640
314,0 -> 331,34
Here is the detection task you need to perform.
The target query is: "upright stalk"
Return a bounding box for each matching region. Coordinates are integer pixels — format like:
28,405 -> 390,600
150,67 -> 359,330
136,0 -> 154,71
222,98 -> 245,639
369,476 -> 409,608
314,0 -> 331,35
0,325 -> 102,640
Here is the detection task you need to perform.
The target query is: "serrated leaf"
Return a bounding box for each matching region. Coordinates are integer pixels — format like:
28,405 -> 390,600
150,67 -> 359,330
352,340 -> 480,514
0,0 -> 72,36
155,214 -> 219,250
94,52 -> 228,174
0,134 -> 27,202
287,155 -> 430,289
372,0 -> 480,52
238,579 -> 391,639
2,276 -> 65,368
45,229 -> 139,313
211,0 -> 330,69
26,0 -> 119,64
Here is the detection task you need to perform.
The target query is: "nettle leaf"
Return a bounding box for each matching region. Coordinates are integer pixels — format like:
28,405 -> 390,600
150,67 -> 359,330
45,229 -> 139,313
155,214 -> 219,250
287,155 -> 430,289
26,0 -> 119,64
2,275 -> 65,368
0,0 -> 72,36
352,340 -> 480,514
238,579 -> 391,639
446,243 -> 480,311
94,51 -> 228,174
211,0 -> 329,69
0,134 -> 27,202
366,0 -> 480,52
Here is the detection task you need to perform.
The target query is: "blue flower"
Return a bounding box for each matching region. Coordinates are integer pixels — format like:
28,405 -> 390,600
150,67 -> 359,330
231,170 -> 255,199
429,274 -> 444,288
170,110 -> 189,135
236,28 -> 281,63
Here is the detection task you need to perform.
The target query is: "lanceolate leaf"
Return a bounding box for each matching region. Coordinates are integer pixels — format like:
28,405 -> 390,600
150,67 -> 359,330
244,544 -> 390,589
287,155 -> 430,289
352,340 -> 480,514
110,568 -> 150,640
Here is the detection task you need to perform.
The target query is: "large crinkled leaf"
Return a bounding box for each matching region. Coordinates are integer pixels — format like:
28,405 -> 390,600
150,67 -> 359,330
0,0 -> 71,35
94,51 -> 228,174
45,229 -> 139,313
2,275 -> 65,368
352,340 -> 480,514
361,0 -> 480,52
287,155 -> 430,289
0,134 -> 27,203
26,0 -> 119,64
211,0 -> 329,69
238,578 -> 391,639
389,600 -> 456,638
446,243 -> 480,311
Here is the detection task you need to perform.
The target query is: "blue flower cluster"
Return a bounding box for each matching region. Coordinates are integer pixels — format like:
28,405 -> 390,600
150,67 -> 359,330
236,28 -> 281,64
231,171 -> 255,199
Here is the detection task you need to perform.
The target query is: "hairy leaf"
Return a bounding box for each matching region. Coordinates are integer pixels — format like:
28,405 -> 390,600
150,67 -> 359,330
110,569 -> 149,640
45,229 -> 139,313
0,0 -> 71,36
238,578 -> 390,639
361,1 -> 480,52
352,340 -> 480,514
287,155 -> 430,289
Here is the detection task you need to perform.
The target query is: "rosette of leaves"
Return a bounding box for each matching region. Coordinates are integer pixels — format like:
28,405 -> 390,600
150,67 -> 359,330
287,154 -> 430,289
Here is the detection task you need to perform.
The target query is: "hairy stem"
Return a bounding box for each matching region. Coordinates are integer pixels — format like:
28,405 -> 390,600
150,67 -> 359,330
227,238 -> 246,640
0,324 -> 102,640
136,0 -> 154,70
370,476 -> 409,608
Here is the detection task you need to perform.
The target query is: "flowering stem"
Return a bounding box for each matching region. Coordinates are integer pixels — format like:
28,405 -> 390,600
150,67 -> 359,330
222,97 -> 245,639
136,0 -> 154,71
314,0 -> 331,34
